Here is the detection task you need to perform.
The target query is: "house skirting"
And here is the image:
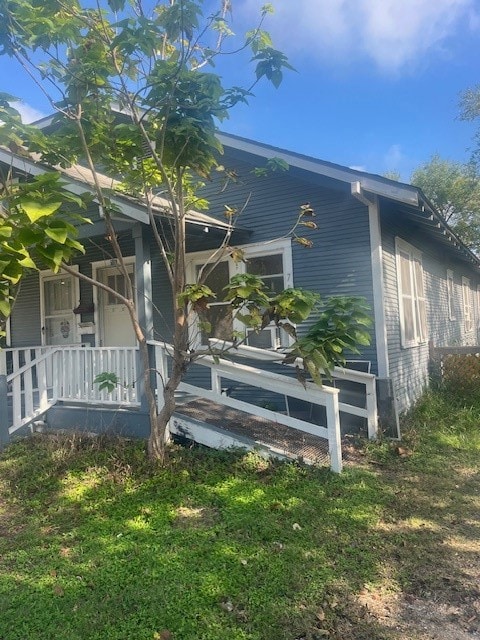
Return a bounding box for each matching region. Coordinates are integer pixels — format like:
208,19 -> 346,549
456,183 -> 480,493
45,404 -> 151,438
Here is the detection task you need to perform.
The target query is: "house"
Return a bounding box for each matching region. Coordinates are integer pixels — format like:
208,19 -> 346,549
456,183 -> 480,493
2,128 -> 480,464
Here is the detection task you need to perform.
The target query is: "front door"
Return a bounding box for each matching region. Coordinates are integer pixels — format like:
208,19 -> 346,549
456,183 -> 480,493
41,272 -> 79,345
97,262 -> 136,347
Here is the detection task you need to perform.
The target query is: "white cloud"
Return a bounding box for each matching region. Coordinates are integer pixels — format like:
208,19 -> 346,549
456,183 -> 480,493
349,165 -> 367,172
239,0 -> 477,72
12,102 -> 46,124
384,143 -> 405,170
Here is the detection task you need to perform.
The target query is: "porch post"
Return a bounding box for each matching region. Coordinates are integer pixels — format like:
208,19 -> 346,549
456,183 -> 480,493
0,351 -> 9,448
133,224 -> 154,413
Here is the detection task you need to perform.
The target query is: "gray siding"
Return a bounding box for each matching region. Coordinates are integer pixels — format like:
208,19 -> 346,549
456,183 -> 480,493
201,148 -> 378,366
10,272 -> 42,347
10,233 -> 136,348
380,202 -> 480,413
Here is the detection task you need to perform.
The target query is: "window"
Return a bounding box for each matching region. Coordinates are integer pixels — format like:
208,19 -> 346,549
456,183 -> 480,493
462,277 -> 474,333
195,260 -> 233,345
187,239 -> 292,349
447,270 -> 455,321
395,238 -> 427,348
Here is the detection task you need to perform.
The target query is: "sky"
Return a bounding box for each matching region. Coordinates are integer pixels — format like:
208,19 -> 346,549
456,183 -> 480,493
1,0 -> 479,181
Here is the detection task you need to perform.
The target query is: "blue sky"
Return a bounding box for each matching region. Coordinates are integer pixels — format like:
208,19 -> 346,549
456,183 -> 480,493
1,0 -> 479,180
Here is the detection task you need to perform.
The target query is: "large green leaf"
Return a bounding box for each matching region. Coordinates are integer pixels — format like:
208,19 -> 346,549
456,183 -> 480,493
0,298 -> 11,317
45,226 -> 68,244
19,199 -> 62,222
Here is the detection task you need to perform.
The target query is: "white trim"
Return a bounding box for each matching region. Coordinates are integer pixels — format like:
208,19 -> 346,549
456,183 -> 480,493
447,269 -> 455,321
217,133 -> 419,206
367,196 -> 389,378
186,238 -> 293,349
91,256 -> 135,347
395,237 -> 427,349
39,266 -> 80,346
462,276 -> 474,335
5,316 -> 11,347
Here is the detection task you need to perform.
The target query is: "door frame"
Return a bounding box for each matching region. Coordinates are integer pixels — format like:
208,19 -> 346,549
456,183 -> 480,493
39,266 -> 80,346
92,256 -> 136,347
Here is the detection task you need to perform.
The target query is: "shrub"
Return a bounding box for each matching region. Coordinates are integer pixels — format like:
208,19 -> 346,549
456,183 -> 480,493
442,354 -> 480,402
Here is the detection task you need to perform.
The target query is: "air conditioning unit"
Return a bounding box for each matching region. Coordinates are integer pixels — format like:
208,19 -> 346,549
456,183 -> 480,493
246,326 -> 282,350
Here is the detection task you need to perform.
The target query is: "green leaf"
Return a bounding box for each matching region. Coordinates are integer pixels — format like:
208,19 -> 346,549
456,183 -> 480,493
45,226 -> 68,244
18,255 -> 37,269
0,298 -> 11,317
19,199 -> 62,222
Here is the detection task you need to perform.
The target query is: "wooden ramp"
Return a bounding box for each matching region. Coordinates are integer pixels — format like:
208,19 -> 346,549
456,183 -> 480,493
174,398 -> 331,465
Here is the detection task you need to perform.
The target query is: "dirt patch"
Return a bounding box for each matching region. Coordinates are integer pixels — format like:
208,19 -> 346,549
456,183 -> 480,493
173,505 -> 220,529
355,588 -> 480,640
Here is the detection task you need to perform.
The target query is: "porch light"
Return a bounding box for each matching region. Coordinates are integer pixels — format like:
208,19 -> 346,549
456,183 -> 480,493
204,226 -> 209,233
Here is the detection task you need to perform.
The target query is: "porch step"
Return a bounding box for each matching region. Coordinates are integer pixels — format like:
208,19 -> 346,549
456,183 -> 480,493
174,398 -> 330,465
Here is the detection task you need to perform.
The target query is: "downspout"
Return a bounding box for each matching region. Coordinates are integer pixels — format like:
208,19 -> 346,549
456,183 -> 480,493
352,183 -> 400,438
351,182 -> 389,378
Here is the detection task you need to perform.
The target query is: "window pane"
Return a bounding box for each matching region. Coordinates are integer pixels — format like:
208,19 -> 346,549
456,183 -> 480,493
417,299 -> 427,341
107,275 -> 117,305
414,259 -> 425,298
400,252 -> 412,295
200,304 -> 232,345
44,278 -> 72,315
247,254 -> 283,277
403,299 -> 415,343
261,275 -> 284,295
196,261 -> 230,298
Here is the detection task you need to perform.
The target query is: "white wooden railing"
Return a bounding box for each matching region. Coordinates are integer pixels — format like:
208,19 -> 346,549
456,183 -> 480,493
208,339 -> 378,439
1,347 -> 58,435
151,341 -> 343,473
3,345 -> 139,436
53,346 -> 138,405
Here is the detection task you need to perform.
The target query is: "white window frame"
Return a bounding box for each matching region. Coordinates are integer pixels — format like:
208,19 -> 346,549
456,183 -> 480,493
447,269 -> 455,321
462,276 -> 474,334
395,237 -> 427,349
186,238 -> 293,349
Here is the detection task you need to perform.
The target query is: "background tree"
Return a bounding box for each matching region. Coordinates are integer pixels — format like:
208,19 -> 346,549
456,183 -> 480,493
411,154 -> 480,253
460,84 -> 480,163
0,0 -> 371,462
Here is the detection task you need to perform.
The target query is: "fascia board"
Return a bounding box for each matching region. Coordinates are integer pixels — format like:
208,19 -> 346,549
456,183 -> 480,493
218,133 -> 419,207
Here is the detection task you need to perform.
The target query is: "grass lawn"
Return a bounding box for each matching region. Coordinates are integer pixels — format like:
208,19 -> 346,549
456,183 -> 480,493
0,391 -> 479,640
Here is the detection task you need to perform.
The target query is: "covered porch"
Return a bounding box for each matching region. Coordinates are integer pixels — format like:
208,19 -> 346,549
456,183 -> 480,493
0,341 -> 379,473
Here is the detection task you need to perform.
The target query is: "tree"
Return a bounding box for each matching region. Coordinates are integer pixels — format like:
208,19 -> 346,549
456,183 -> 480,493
411,154 -> 480,253
460,84 -> 480,163
0,0 -> 371,462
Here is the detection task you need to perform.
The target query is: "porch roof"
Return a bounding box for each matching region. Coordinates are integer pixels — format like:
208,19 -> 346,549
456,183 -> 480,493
0,147 -> 246,236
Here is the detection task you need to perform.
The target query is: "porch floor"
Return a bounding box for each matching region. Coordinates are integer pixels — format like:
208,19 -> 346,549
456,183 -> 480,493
175,398 -> 331,464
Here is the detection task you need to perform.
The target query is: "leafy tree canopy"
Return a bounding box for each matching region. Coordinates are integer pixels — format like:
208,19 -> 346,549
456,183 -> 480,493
0,0 -> 372,460
411,154 -> 480,253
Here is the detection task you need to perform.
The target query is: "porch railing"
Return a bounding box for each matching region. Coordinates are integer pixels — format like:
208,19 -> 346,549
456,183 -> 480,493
2,347 -> 58,435
208,339 -> 378,439
150,341 -> 343,473
2,345 -> 139,436
53,346 -> 138,405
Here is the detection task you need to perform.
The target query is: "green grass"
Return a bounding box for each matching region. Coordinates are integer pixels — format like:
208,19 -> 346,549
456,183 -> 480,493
0,390 -> 479,640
